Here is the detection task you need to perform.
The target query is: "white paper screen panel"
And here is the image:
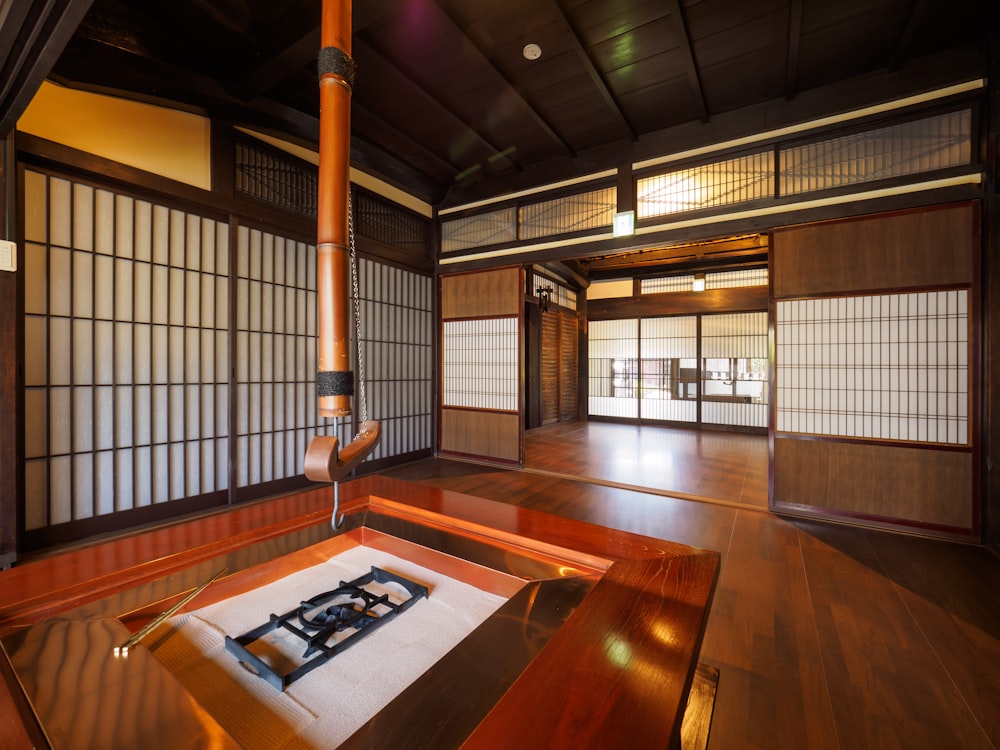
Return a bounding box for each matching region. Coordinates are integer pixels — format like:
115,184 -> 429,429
519,186 -> 616,241
442,318 -> 518,411
637,151 -> 773,220
357,258 -> 433,462
702,313 -> 768,358
641,268 -> 768,294
780,110 -> 971,196
234,227 -> 346,488
701,312 -> 769,428
588,319 -> 639,418
23,170 -> 230,531
440,207 -> 517,252
776,291 -> 969,444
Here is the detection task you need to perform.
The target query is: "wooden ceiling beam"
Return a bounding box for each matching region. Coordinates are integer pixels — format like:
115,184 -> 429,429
232,0 -> 400,102
0,0 -> 96,137
550,0 -> 636,141
232,28 -> 320,101
785,0 -> 803,100
665,0 -> 708,122
430,0 -> 576,157
354,33 -> 523,173
888,0 -> 929,72
353,101 -> 461,177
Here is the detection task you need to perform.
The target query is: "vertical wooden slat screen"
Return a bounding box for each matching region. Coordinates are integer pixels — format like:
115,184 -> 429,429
771,202 -> 979,539
538,310 -> 579,425
541,311 -> 559,424
559,312 -> 579,421
439,267 -> 522,465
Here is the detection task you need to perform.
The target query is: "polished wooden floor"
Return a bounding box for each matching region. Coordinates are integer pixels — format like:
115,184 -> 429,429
523,421 -> 768,508
1,422 -> 997,749
382,427 -> 1000,750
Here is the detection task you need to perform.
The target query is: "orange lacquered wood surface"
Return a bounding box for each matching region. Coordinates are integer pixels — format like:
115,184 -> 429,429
0,476 -> 718,749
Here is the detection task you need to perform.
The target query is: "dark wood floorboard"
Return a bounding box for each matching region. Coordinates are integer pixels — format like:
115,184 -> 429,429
523,421 -> 768,508
380,456 -> 1000,750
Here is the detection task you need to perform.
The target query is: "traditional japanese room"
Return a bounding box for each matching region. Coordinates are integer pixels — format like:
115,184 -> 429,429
0,1 -> 998,748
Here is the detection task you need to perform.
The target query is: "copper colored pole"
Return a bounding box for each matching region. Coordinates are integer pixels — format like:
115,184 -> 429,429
305,0 -> 381,487
316,0 -> 353,418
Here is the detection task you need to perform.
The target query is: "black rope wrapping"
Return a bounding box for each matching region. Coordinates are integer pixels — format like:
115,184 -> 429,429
318,46 -> 357,89
317,370 -> 354,397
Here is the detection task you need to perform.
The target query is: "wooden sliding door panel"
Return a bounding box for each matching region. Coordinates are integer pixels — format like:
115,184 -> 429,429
439,268 -> 523,466
771,202 -> 980,539
441,267 -> 520,319
773,438 -> 972,530
772,202 -> 976,298
440,409 -> 520,463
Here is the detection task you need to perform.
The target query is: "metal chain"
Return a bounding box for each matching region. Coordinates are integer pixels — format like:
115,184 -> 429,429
348,193 -> 368,434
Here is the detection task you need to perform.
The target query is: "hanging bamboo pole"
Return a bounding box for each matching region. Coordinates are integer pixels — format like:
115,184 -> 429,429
305,0 -> 381,486
315,0 -> 354,419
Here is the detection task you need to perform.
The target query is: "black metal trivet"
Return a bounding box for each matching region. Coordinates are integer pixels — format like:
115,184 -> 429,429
224,566 -> 429,691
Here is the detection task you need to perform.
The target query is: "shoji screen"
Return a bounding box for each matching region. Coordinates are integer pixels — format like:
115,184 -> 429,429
701,312 -> 768,428
23,170 -> 229,539
439,267 -> 522,464
358,257 -> 433,464
771,203 -> 978,537
588,319 -> 639,419
233,226 -> 344,494
640,316 -> 698,422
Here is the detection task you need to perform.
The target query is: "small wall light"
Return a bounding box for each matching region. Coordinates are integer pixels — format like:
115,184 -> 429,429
692,273 -> 706,292
613,211 -> 635,237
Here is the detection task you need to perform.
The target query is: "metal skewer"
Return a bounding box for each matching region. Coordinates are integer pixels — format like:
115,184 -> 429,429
114,567 -> 227,656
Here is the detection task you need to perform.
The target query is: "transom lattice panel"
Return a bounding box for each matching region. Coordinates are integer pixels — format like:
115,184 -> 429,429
781,110 -> 972,196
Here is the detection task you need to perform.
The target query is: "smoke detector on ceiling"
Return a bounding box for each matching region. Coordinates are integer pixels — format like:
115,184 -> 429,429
522,43 -> 542,61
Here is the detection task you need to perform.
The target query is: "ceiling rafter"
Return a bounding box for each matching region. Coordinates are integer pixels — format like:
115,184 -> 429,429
665,0 -> 708,122
785,0 -> 803,99
430,0 -> 576,157
888,0 -> 929,72
353,100 -> 461,178
354,33 -> 523,174
231,0 -> 399,102
550,0 -> 636,142
232,28 -> 319,102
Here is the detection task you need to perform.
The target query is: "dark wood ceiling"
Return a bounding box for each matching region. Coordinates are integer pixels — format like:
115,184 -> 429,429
0,0 -> 993,209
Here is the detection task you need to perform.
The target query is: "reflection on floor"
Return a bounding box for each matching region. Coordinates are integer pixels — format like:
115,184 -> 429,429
524,421 -> 768,509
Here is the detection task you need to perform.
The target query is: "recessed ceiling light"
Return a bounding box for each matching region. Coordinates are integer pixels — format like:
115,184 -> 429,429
523,43 -> 542,61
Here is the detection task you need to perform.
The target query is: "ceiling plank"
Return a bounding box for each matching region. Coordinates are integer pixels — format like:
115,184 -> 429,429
551,0 -> 636,141
665,0 -> 708,122
785,0 -> 803,100
353,101 -> 461,177
233,0 -> 401,102
431,0 -> 576,157
888,0 -> 929,72
354,33 -> 523,173
232,28 -> 320,102
0,0 -> 96,137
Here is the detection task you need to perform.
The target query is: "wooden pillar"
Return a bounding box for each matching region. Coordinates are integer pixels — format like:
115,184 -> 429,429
985,31 -> 1000,549
0,135 -> 18,567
